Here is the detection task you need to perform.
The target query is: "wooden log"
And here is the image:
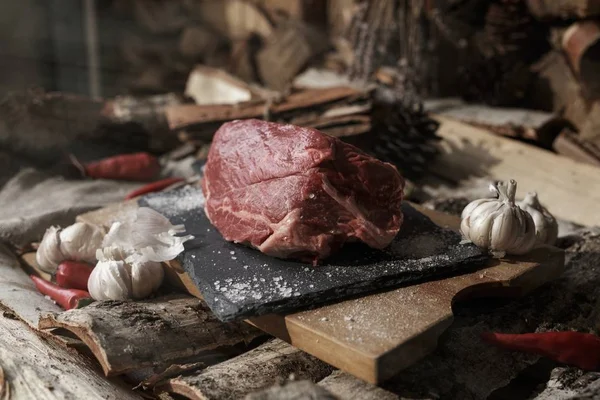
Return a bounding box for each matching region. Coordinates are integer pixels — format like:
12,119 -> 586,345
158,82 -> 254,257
245,380 -> 337,400
179,25 -> 223,60
132,0 -> 187,34
165,86 -> 364,130
256,21 -> 329,90
529,51 -> 591,129
553,128 -> 600,167
158,339 -> 334,400
0,314 -> 142,400
39,294 -> 264,376
580,101 -> 600,145
0,243 -> 61,328
328,0 -> 357,39
229,38 -> 261,83
318,370 -> 399,400
184,66 -> 255,105
526,0 -> 600,20
430,116 -> 600,226
184,0 -> 273,41
563,21 -> 600,99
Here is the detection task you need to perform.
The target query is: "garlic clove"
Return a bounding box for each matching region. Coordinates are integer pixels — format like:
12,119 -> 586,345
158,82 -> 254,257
36,226 -> 65,273
60,222 -> 105,263
102,221 -> 134,250
518,192 -> 558,246
88,260 -> 133,301
129,258 -> 164,299
96,246 -> 130,262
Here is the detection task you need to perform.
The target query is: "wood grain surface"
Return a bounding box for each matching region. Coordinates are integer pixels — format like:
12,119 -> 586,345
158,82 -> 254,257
432,115 -> 600,227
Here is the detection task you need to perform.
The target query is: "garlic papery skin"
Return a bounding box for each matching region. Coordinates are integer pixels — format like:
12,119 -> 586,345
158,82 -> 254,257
89,208 -> 190,301
518,192 -> 558,246
36,226 -> 66,273
102,207 -> 194,263
461,179 -> 537,255
60,222 -> 105,263
88,257 -> 164,301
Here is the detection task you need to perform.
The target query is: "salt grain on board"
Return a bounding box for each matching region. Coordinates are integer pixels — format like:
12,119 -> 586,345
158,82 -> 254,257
144,185 -> 204,218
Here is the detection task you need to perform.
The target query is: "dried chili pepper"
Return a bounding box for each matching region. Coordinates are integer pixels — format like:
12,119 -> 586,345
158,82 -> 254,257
30,275 -> 93,310
125,177 -> 185,200
481,331 -> 600,371
56,261 -> 94,291
71,152 -> 160,181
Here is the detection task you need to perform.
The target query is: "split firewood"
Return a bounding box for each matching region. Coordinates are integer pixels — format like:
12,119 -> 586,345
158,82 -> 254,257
132,0 -> 187,34
0,243 -> 61,328
121,32 -> 181,70
432,103 -> 570,149
0,314 -> 143,400
578,101 -> 600,145
563,21 -> 600,98
184,0 -> 273,41
166,86 -> 369,133
0,89 -> 105,158
245,380 -> 337,400
178,25 -> 223,60
256,20 -> 329,90
554,128 -> 600,167
157,339 -> 334,400
328,0 -> 357,39
318,370 -> 399,400
38,294 -> 264,376
529,51 -> 592,129
526,0 -> 600,20
229,38 -> 262,83
184,66 -> 256,105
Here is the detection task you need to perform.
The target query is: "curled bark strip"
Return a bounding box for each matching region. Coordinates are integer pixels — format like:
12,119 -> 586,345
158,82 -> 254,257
39,295 -> 264,376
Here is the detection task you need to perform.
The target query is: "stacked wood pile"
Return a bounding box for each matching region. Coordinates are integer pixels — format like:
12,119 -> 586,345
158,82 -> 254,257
108,0 -> 354,95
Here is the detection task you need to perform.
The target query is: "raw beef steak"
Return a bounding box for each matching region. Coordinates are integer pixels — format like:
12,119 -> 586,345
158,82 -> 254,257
202,119 -> 405,264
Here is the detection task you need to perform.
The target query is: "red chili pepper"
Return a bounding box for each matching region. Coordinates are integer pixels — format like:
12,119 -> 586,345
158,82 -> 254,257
30,275 -> 93,310
71,152 -> 160,181
481,331 -> 600,371
125,177 -> 185,200
56,261 -> 94,290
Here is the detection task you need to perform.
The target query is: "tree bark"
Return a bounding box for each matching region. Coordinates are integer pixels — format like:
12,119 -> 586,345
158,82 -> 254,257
39,294 -> 264,376
158,339 -> 334,400
318,370 -> 399,400
0,314 -> 142,400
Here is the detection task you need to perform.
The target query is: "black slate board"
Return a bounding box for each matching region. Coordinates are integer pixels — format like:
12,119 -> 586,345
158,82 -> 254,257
140,185 -> 489,321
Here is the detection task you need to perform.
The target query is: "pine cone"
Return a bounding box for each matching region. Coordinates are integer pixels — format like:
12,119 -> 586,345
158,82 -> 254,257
367,94 -> 440,180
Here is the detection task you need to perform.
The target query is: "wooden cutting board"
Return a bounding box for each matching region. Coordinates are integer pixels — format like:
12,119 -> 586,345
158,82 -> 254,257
76,199 -> 565,385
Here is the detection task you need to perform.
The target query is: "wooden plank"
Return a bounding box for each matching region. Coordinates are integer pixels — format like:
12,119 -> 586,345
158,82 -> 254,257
248,206 -> 565,384
39,294 -> 264,376
157,339 -> 333,400
164,86 -> 363,130
0,315 -> 142,400
430,116 -> 600,227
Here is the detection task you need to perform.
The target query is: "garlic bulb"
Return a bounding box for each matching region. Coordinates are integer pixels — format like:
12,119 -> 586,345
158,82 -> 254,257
518,192 -> 558,246
461,180 -> 537,255
60,222 -> 105,263
88,255 -> 164,301
36,222 -> 105,274
36,226 -> 66,273
88,207 -> 193,301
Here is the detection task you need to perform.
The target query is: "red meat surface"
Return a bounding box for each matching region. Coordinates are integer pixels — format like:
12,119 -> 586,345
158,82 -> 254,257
202,119 -> 405,264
